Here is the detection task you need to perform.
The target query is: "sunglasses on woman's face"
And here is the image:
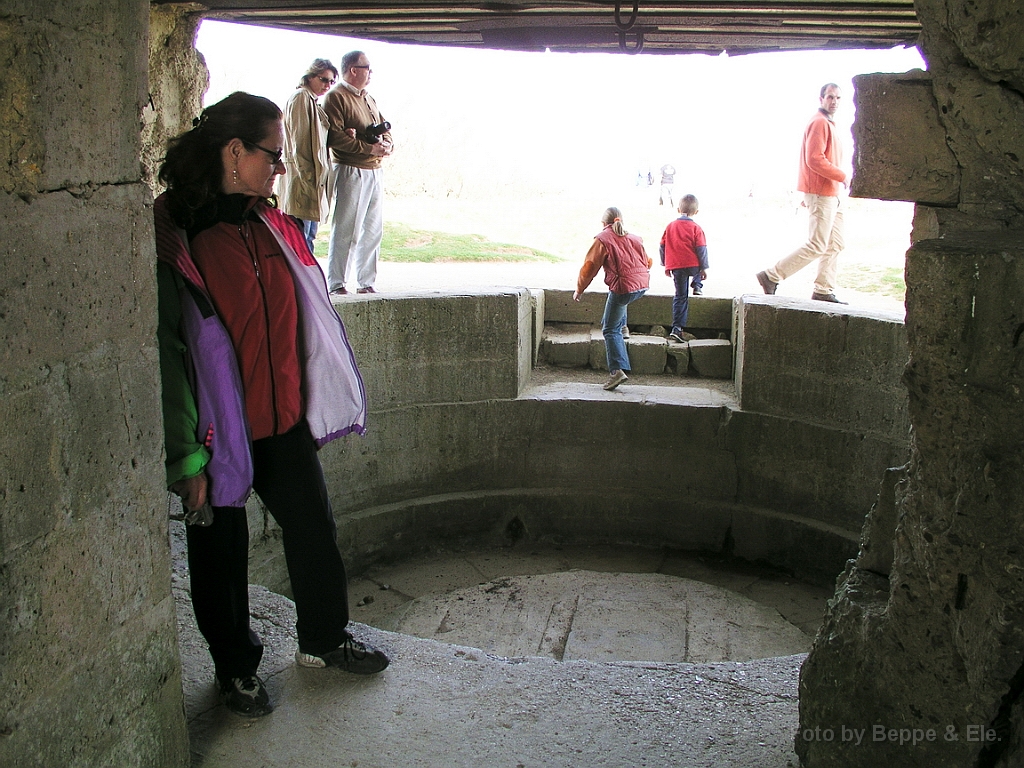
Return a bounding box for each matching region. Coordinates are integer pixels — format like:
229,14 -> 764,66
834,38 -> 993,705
245,142 -> 284,166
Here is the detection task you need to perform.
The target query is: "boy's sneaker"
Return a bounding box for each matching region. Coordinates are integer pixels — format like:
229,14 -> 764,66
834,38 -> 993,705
295,634 -> 390,675
668,329 -> 696,343
219,675 -> 273,718
691,285 -> 703,296
622,325 -> 630,339
603,369 -> 628,391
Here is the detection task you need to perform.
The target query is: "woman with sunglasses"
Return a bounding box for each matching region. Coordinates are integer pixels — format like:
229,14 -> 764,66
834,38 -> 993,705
155,91 -> 389,720
279,58 -> 339,255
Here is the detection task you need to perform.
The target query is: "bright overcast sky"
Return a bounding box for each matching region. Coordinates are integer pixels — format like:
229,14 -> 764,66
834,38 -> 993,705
196,20 -> 926,198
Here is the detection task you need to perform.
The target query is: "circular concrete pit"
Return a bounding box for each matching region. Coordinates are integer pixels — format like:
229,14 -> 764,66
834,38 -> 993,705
347,542 -> 832,664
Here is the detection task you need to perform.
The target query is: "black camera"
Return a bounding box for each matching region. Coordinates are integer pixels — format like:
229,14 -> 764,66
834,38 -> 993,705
361,121 -> 391,144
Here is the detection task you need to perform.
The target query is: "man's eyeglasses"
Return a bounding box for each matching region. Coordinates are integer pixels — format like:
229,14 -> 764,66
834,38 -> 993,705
316,76 -> 336,85
244,142 -> 284,165
351,65 -> 373,73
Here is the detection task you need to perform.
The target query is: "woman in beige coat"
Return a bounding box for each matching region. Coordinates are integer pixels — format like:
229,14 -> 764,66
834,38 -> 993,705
278,58 -> 338,255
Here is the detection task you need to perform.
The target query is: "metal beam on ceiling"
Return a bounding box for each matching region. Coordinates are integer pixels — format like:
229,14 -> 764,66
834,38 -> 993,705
160,1 -> 920,55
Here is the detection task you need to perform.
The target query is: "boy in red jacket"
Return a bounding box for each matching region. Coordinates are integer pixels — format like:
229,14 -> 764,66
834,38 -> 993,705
660,194 -> 709,343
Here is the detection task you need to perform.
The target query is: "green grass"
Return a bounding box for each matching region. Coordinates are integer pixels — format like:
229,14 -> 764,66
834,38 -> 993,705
839,263 -> 906,300
313,222 -> 561,263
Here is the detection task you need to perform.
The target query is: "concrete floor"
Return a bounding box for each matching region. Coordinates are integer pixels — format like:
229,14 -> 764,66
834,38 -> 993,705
177,533 -> 831,767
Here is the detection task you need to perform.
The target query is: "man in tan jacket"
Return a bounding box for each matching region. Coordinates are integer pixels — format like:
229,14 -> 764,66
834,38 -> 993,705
323,50 -> 393,295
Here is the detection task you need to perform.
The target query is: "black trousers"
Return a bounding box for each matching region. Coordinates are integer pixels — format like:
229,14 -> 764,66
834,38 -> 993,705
185,420 -> 350,682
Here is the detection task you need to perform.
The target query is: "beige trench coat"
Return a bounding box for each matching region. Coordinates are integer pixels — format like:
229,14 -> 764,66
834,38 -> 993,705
278,85 -> 334,223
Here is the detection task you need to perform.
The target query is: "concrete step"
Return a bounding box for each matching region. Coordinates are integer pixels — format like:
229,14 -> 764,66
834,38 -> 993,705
540,324 -> 733,379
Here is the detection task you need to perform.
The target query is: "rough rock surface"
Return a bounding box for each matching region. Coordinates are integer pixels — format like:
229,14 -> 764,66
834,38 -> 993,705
797,0 -> 1024,754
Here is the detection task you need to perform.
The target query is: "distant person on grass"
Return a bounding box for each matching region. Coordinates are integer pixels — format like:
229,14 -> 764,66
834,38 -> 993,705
658,163 -> 676,207
573,207 -> 652,391
279,58 -> 337,256
323,50 -> 393,296
660,194 -> 708,343
756,83 -> 848,303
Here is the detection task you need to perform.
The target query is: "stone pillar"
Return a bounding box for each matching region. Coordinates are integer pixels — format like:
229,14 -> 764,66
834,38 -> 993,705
0,1 -> 190,765
144,4 -> 208,192
797,1 -> 1024,765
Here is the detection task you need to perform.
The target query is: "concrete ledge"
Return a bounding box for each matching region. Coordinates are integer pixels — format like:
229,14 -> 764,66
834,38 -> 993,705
237,291 -> 911,603
735,295 -> 909,443
544,289 -> 732,330
333,489 -> 858,586
333,288 -> 533,405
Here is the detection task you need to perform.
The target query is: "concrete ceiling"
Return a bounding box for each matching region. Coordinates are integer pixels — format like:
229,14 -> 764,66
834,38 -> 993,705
168,1 -> 921,56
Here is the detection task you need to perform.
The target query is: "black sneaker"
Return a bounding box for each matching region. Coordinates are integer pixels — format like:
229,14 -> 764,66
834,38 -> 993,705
219,675 -> 273,718
295,634 -> 390,675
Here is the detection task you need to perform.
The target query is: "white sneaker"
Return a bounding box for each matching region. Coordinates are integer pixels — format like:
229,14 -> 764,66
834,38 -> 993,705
603,370 -> 628,391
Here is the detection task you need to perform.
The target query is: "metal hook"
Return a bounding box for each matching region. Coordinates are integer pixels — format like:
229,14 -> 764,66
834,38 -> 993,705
618,29 -> 645,54
614,0 -> 639,31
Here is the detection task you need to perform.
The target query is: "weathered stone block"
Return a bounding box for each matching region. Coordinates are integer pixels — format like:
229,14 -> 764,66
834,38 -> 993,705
542,330 -> 591,367
666,344 -> 690,374
735,296 -> 910,442
852,71 -> 960,205
856,464 -> 907,577
336,289 -> 532,404
529,288 -> 545,366
626,335 -> 668,374
627,295 -> 734,331
542,290 -> 733,331
688,338 -> 733,379
589,330 -> 608,371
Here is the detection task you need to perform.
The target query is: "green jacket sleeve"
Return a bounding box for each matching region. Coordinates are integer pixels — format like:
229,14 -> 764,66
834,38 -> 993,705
156,261 -> 210,487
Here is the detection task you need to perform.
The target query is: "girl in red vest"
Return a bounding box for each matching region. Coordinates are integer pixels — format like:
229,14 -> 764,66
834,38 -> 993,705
573,207 -> 653,390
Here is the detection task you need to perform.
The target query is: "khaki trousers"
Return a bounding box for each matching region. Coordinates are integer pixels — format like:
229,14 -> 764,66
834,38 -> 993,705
767,193 -> 844,295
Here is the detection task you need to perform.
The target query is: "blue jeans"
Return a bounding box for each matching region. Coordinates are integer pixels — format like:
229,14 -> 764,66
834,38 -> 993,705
300,219 -> 318,257
671,268 -> 702,332
602,289 -> 646,372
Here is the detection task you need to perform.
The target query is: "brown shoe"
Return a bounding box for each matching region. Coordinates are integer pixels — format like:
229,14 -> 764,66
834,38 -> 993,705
811,292 -> 848,304
357,286 -> 377,294
756,271 -> 778,295
329,287 -> 348,297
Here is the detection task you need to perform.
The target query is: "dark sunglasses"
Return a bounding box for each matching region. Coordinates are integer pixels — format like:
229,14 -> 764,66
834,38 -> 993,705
244,141 -> 284,165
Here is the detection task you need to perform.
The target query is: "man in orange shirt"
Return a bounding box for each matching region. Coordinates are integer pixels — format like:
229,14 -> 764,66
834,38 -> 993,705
756,83 -> 848,303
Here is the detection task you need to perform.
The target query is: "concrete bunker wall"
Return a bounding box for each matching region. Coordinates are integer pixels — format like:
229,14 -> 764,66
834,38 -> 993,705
0,2 -> 191,767
242,290 -> 910,592
795,1 -> 1024,765
7,0 -> 1024,765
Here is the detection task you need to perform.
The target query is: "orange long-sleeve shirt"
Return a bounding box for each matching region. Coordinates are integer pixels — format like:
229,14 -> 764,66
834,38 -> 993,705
798,109 -> 846,197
